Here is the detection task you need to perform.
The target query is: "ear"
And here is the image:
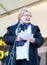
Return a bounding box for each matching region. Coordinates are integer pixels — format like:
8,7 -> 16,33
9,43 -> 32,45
20,16 -> 23,20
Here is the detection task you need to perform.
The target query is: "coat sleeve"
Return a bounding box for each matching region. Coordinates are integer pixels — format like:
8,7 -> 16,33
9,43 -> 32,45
3,26 -> 16,45
30,26 -> 44,48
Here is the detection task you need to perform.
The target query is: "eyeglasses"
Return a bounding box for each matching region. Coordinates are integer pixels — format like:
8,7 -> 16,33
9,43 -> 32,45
23,14 -> 32,17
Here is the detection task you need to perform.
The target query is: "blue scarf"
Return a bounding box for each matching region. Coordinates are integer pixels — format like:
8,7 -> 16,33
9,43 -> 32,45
19,23 -> 31,32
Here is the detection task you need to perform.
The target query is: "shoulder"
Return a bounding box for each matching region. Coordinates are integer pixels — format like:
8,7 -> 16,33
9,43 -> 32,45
31,24 -> 40,32
35,25 -> 40,32
7,22 -> 19,31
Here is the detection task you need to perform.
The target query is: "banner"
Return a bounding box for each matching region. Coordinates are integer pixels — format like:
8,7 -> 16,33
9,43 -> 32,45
0,38 -> 10,60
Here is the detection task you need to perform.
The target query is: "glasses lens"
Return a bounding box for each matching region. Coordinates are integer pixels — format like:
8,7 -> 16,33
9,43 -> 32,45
24,14 -> 31,17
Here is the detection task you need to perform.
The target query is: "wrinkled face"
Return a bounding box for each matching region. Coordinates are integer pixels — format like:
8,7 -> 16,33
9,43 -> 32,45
20,12 -> 31,24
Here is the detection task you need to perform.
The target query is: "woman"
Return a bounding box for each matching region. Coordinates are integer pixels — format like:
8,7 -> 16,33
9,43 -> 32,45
3,7 -> 44,65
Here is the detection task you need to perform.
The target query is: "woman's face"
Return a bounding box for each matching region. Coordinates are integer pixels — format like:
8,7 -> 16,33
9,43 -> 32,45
20,12 -> 31,24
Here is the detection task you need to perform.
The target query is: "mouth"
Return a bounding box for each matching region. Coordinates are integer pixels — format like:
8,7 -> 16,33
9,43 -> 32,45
25,18 -> 30,21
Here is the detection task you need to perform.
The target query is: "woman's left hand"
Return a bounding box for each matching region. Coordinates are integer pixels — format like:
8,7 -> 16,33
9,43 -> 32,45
29,38 -> 35,43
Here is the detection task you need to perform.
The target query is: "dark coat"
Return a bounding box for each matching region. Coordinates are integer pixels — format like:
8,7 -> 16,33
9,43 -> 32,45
3,22 -> 44,65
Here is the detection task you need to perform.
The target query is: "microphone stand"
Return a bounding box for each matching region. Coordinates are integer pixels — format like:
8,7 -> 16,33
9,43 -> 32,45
8,22 -> 21,65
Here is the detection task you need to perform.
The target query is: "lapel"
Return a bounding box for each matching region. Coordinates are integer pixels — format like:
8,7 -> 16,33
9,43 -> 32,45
31,24 -> 36,35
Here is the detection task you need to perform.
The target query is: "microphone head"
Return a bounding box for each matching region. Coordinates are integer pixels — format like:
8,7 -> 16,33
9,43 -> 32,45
20,21 -> 23,25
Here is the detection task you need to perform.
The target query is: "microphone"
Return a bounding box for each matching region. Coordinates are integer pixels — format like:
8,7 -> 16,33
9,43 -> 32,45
16,21 -> 23,35
17,21 -> 23,28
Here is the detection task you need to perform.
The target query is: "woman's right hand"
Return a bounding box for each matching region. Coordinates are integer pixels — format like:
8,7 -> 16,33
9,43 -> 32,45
16,37 -> 22,41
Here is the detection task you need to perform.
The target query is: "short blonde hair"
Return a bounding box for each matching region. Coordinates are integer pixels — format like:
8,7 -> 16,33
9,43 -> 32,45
18,7 -> 32,21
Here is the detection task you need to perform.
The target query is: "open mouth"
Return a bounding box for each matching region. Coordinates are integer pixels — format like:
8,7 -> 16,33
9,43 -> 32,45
26,18 -> 30,21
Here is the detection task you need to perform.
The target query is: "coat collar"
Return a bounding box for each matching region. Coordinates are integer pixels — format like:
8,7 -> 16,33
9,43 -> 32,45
30,24 -> 36,34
